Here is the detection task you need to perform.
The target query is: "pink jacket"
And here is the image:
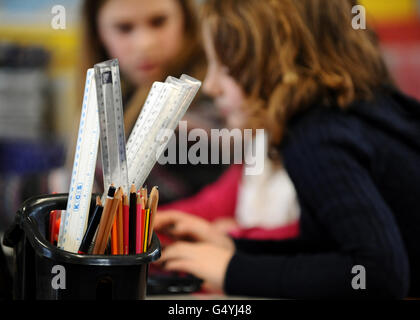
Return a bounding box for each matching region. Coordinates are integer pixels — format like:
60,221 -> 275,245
159,164 -> 299,240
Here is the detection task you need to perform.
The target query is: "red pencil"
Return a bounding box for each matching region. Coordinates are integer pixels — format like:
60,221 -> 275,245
135,194 -> 142,254
117,195 -> 123,254
49,192 -> 58,245
123,194 -> 129,255
140,197 -> 146,253
49,210 -> 57,245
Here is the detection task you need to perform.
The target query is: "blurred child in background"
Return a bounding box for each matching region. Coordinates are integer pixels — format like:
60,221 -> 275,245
155,0 -> 420,299
75,0 -> 226,202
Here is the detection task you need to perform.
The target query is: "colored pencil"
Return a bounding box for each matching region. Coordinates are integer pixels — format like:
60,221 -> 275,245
147,186 -> 159,246
111,215 -> 118,255
117,195 -> 123,254
93,185 -> 115,254
123,194 -> 129,255
143,208 -> 150,253
49,210 -> 57,245
136,194 -> 143,254
129,184 -> 137,254
78,197 -> 103,254
98,187 -> 122,255
141,187 -> 148,207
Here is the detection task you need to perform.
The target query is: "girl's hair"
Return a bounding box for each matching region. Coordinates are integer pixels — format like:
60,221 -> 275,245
79,0 -> 205,134
201,0 -> 394,147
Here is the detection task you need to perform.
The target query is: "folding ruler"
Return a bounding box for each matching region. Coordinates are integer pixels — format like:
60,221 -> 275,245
57,68 -> 100,252
94,59 -> 129,199
126,74 -> 201,190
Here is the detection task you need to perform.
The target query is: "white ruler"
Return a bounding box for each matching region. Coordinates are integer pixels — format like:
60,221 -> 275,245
126,82 -> 176,176
126,75 -> 201,190
57,68 -> 100,253
163,74 -> 201,136
94,59 -> 129,197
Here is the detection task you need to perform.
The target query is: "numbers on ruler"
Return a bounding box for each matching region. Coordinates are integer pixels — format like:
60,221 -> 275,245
126,84 -> 168,166
95,60 -> 129,194
59,69 -> 100,252
127,82 -> 190,189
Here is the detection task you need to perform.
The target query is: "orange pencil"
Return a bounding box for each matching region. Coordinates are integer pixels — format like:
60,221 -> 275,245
97,187 -> 122,255
93,185 -> 115,254
111,215 -> 118,255
147,186 -> 159,247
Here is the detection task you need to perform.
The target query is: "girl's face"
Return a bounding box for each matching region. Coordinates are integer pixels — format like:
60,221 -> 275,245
202,23 -> 247,129
98,0 -> 185,85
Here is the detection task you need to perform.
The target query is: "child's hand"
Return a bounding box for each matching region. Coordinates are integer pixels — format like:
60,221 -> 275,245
155,210 -> 235,250
212,217 -> 239,234
159,241 -> 234,292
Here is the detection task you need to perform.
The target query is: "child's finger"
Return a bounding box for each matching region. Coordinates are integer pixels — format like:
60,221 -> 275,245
163,259 -> 194,275
153,211 -> 180,230
169,222 -> 200,240
160,241 -> 194,262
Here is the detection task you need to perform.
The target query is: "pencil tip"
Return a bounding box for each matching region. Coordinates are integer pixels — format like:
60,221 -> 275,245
130,184 -> 136,193
108,185 -> 116,197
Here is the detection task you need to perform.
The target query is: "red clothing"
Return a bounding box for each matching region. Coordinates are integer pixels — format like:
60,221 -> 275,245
159,164 -> 299,240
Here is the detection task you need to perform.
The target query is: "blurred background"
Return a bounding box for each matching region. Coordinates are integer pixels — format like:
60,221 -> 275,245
0,0 -> 419,234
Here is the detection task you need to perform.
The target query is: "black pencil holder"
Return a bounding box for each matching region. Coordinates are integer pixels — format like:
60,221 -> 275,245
3,193 -> 161,300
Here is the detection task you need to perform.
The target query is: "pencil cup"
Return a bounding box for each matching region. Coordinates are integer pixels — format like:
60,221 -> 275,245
3,193 -> 161,300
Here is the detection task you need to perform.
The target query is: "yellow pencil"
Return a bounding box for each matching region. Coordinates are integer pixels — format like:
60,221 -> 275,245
143,208 -> 150,253
147,186 -> 159,246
